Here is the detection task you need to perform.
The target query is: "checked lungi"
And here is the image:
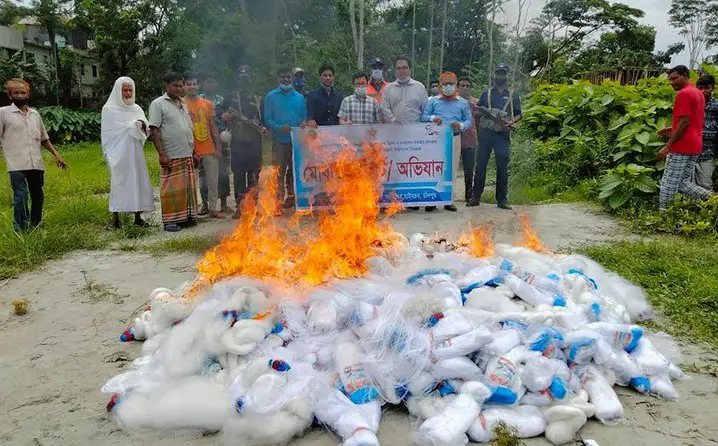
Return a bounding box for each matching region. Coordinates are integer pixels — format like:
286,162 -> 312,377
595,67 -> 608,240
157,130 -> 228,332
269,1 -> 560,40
659,153 -> 712,210
160,157 -> 199,224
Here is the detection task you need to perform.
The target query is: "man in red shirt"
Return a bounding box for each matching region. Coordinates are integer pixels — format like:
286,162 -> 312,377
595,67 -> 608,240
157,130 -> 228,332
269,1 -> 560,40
657,65 -> 714,210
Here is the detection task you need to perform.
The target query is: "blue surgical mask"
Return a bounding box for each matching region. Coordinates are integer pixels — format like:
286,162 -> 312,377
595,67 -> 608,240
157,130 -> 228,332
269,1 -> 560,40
293,77 -> 305,88
355,86 -> 368,97
442,84 -> 456,96
371,69 -> 383,80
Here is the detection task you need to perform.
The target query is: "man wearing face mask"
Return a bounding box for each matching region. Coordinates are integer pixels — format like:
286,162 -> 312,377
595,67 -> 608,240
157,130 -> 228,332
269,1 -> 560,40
292,67 -> 309,98
420,71 -> 473,213
338,72 -> 382,125
381,57 -> 428,125
429,80 -> 440,97
468,63 -> 522,210
367,57 -> 389,104
307,64 -> 343,127
264,67 -> 307,210
1,78 -> 67,231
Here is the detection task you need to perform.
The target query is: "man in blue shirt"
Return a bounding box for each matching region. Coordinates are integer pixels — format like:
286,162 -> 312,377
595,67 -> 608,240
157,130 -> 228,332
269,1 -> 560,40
420,71 -> 473,212
264,67 -> 307,209
468,64 -> 522,210
307,64 -> 343,127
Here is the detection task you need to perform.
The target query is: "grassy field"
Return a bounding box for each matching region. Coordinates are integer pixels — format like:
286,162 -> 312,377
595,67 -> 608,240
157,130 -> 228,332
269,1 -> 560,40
0,142 -> 160,279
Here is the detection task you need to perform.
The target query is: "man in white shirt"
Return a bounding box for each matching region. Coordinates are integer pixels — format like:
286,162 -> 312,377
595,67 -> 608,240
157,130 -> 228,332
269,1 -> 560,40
381,57 -> 428,124
0,78 -> 67,231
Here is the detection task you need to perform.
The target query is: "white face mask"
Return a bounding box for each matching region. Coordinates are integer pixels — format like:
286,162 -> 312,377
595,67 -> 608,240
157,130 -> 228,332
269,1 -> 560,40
442,84 -> 456,96
355,86 -> 368,97
397,74 -> 410,84
371,69 -> 383,80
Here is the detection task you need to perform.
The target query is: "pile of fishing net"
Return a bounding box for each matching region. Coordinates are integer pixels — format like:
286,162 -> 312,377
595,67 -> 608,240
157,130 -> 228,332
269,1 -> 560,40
103,233 -> 687,445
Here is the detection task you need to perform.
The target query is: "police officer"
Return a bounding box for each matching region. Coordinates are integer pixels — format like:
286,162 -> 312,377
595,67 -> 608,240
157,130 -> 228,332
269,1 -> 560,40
468,63 -> 522,210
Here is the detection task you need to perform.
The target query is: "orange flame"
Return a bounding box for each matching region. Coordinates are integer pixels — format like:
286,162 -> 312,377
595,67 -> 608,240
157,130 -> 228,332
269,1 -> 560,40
519,214 -> 549,253
460,222 -> 495,258
193,137 -> 400,294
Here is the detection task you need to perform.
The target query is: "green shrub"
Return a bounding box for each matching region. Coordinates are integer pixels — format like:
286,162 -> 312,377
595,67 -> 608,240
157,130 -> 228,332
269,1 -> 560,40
598,163 -> 659,209
39,106 -> 101,143
623,195 -> 718,237
521,74 -> 693,211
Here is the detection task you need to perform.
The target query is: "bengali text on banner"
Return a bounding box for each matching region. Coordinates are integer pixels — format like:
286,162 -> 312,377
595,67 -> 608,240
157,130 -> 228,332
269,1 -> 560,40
290,123 -> 454,210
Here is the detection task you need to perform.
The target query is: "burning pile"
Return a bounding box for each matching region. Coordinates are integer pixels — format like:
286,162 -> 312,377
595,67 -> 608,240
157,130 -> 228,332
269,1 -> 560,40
104,141 -> 686,446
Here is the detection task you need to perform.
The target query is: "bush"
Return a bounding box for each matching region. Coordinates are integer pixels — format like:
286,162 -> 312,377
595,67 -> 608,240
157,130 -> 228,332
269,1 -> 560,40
39,106 -> 101,143
522,76 -> 676,208
621,195 -> 718,237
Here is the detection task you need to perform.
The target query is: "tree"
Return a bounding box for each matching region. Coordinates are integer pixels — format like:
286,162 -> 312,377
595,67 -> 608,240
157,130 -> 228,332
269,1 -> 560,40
0,0 -> 31,26
669,0 -> 713,68
32,0 -> 66,105
439,0 -> 447,72
534,0 -> 645,77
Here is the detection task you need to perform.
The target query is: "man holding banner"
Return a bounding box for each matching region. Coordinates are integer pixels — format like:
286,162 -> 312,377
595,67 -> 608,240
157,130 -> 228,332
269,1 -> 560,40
420,71 -> 473,212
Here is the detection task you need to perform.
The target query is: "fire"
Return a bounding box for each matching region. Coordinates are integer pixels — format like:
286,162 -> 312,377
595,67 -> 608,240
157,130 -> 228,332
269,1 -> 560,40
194,136 -> 398,293
519,214 -> 549,253
460,223 -> 495,258
191,132 -> 549,296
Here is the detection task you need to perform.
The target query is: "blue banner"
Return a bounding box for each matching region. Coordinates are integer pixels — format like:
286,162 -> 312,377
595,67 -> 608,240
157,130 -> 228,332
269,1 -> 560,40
291,123 -> 454,210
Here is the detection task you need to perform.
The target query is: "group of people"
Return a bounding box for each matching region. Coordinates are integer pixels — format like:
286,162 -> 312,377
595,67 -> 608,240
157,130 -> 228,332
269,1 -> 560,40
101,56 -> 523,232
658,65 -> 717,210
4,60 -> 714,234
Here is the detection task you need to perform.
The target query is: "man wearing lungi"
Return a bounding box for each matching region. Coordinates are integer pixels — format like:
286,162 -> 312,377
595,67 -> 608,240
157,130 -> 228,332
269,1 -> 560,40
149,72 -> 199,232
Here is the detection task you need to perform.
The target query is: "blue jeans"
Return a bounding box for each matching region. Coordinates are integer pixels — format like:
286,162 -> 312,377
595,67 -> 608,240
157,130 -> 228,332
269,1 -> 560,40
10,169 -> 45,231
473,130 -> 511,205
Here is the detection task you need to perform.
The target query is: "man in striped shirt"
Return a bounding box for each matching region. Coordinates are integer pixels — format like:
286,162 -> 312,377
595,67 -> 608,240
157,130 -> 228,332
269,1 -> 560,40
338,72 -> 382,125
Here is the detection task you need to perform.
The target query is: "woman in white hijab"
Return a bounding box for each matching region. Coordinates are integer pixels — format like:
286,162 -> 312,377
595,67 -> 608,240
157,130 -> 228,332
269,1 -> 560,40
101,76 -> 155,228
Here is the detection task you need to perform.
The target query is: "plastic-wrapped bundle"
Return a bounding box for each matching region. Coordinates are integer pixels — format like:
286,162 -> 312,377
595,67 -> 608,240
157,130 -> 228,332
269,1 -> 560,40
455,265 -> 500,293
485,345 -> 535,405
482,329 -> 523,357
497,275 -> 566,308
494,244 -> 561,277
586,322 -> 643,353
498,258 -> 562,295
121,288 -> 192,342
521,356 -> 581,407
224,358 -> 315,445
542,390 -> 595,445
412,393 -> 479,446
109,376 -> 229,432
313,376 -> 381,446
432,356 -> 483,381
333,334 -> 380,404
573,364 -> 624,425
406,392 -> 455,420
432,326 -> 493,360
467,405 -> 546,443
306,288 -> 345,332
463,286 -> 525,313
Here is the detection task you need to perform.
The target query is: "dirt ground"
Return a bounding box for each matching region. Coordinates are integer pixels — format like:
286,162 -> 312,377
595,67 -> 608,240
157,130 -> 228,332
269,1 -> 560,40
2,204 -> 717,446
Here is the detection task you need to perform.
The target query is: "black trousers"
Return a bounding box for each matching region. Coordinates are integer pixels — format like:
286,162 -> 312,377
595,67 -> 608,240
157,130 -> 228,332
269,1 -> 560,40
473,130 -> 511,205
230,142 -> 262,205
10,169 -> 44,231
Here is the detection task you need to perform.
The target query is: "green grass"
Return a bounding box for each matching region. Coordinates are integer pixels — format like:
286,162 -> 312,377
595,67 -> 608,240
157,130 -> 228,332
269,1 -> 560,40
143,233 -> 221,256
584,236 -> 718,348
0,142 -> 158,279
